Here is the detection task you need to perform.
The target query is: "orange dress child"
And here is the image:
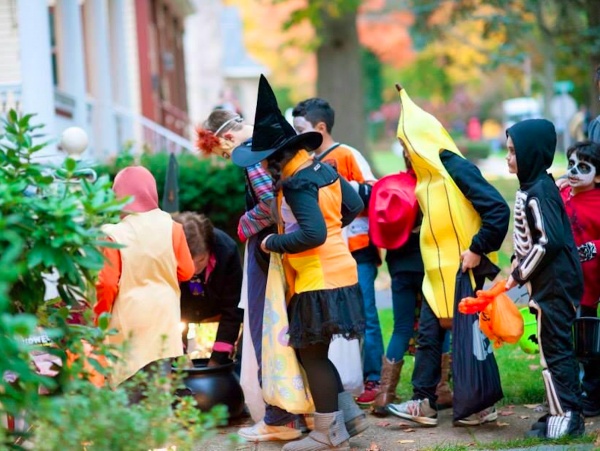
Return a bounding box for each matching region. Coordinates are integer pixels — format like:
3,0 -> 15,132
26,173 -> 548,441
94,166 -> 194,387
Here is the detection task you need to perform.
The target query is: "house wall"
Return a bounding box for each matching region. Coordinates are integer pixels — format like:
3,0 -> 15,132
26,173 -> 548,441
125,0 -> 141,118
184,0 -> 224,128
136,0 -> 190,137
0,0 -> 21,84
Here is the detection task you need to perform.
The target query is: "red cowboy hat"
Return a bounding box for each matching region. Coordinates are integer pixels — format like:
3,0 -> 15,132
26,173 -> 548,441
369,171 -> 419,250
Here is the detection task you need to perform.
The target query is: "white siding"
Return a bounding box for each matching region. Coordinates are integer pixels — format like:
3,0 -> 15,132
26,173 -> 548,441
125,0 -> 140,115
185,0 -> 224,128
0,0 -> 22,83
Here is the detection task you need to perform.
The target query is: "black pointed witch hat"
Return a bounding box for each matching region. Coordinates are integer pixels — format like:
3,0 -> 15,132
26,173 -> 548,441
231,74 -> 322,167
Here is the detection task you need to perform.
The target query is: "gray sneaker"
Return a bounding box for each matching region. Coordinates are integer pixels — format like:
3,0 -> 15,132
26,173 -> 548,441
386,398 -> 438,426
453,406 -> 498,427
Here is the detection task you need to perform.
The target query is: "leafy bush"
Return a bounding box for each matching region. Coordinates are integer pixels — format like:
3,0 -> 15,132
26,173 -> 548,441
456,139 -> 492,162
0,112 -> 231,449
31,359 -> 231,451
95,152 -> 247,239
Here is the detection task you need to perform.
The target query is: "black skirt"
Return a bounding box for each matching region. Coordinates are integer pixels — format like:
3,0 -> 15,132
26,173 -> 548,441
287,283 -> 365,348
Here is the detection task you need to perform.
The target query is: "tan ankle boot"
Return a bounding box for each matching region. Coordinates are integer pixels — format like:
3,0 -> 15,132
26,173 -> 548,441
338,391 -> 368,437
372,357 -> 403,417
435,352 -> 453,409
282,411 -> 350,451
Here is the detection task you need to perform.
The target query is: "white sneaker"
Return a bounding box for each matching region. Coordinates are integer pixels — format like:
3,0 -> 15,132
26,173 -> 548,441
454,406 -> 498,427
238,420 -> 302,442
386,399 -> 438,426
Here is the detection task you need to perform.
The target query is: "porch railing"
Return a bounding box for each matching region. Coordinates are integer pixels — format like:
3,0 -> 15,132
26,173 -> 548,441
0,83 -> 195,158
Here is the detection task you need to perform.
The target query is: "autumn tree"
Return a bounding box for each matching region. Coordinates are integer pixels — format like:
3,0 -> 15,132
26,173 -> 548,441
410,0 -> 600,115
281,0 -> 415,155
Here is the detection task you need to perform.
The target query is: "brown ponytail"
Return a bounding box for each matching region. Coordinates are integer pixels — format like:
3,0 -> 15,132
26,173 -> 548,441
172,212 -> 215,257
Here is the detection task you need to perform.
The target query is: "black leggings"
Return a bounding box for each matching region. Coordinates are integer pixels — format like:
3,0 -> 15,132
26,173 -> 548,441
297,342 -> 344,413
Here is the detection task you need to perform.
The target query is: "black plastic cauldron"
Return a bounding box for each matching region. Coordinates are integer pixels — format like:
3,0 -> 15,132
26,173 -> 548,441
176,358 -> 245,419
573,317 -> 600,361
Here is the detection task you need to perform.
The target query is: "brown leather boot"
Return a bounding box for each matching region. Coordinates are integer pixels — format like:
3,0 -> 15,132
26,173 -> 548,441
435,352 -> 453,410
372,356 -> 403,417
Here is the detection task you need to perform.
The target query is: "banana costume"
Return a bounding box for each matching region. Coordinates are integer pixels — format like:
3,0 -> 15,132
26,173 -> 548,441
396,87 -> 486,319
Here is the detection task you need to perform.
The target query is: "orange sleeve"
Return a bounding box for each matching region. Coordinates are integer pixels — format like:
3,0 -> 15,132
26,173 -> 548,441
94,239 -> 121,321
173,222 -> 195,282
346,153 -> 365,183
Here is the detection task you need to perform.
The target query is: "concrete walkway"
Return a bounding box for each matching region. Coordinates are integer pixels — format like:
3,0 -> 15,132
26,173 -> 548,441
202,405 -> 599,450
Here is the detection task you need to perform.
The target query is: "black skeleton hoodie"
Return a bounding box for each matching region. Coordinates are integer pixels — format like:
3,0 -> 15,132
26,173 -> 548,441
506,119 -> 583,304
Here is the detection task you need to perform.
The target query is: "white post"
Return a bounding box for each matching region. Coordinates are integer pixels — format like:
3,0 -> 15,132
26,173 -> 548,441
55,0 -> 87,129
84,0 -> 118,159
109,0 -> 134,144
17,0 -> 58,161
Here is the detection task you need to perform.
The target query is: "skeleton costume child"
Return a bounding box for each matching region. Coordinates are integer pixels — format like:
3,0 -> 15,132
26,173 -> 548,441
506,120 -> 584,439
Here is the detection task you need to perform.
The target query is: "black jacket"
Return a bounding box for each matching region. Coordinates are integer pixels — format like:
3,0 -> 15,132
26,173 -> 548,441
440,150 -> 510,256
506,119 -> 583,303
180,228 -> 243,347
266,161 -> 363,254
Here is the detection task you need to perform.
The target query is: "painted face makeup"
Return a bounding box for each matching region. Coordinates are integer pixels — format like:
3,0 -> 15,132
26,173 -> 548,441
568,153 -> 597,189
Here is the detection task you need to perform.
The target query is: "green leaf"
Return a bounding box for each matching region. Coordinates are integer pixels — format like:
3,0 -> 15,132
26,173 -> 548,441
64,157 -> 77,172
8,109 -> 18,123
98,313 -> 111,330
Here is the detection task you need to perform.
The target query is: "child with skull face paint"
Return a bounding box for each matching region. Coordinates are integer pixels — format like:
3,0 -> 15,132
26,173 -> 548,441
559,140 -> 600,418
505,119 -> 585,439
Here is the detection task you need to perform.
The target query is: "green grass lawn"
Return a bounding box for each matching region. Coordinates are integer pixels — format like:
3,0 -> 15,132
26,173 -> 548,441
378,307 -> 546,406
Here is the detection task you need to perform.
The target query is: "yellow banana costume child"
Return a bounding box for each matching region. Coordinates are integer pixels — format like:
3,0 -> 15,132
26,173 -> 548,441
395,86 -> 508,319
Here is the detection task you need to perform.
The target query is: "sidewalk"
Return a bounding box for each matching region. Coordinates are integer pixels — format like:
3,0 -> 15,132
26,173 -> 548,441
202,405 -> 599,450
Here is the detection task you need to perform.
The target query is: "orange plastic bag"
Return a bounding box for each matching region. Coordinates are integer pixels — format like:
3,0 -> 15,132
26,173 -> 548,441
484,292 -> 524,348
459,280 -> 524,348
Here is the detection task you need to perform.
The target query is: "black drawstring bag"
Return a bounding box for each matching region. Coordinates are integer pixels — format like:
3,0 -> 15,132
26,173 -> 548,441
452,259 -> 504,421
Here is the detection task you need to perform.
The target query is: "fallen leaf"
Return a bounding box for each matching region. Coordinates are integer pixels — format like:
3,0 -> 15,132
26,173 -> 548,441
497,422 -> 510,427
397,422 -> 414,428
397,440 -> 415,444
519,415 -> 529,419
523,404 -> 541,409
499,410 -> 514,416
403,428 -> 415,433
528,364 -> 540,370
367,443 -> 381,451
376,421 -> 391,428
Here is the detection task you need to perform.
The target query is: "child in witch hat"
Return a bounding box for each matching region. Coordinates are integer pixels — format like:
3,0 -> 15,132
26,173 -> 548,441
197,108 -> 311,440
292,98 -> 384,408
232,75 -> 367,451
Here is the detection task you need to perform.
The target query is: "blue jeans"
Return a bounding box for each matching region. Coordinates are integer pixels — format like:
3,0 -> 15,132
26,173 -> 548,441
386,271 -> 422,362
358,261 -> 383,382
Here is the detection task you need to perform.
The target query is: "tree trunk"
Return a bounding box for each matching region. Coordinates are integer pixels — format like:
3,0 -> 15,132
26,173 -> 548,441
316,9 -> 369,159
540,39 -> 556,120
585,0 -> 600,116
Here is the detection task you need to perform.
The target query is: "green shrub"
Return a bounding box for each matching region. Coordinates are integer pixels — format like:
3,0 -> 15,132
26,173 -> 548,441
0,112 -> 231,449
31,358 -> 232,451
95,152 -> 247,239
456,139 -> 492,162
